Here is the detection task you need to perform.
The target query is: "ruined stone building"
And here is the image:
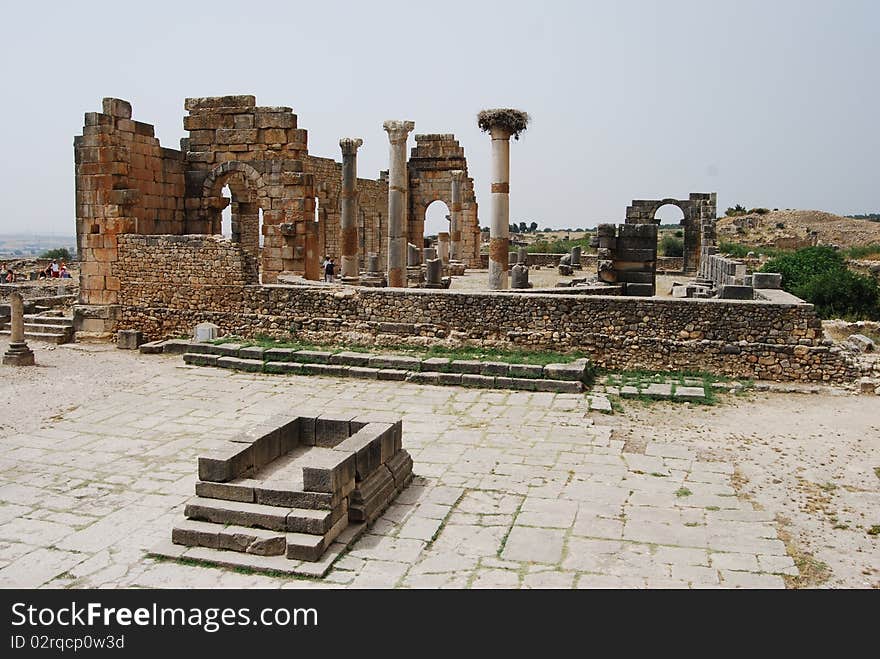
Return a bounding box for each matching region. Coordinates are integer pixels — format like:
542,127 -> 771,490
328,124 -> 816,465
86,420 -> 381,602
74,96 -> 480,331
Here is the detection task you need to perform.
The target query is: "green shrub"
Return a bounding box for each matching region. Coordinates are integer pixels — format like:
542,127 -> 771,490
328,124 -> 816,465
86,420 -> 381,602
843,244 -> 880,260
761,246 -> 880,320
40,247 -> 73,261
659,235 -> 683,257
718,241 -> 751,258
795,270 -> 880,320
761,246 -> 844,291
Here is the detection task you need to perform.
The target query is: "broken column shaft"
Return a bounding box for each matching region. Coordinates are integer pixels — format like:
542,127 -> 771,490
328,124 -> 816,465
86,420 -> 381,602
450,170 -> 464,261
339,137 -> 363,282
3,292 -> 35,366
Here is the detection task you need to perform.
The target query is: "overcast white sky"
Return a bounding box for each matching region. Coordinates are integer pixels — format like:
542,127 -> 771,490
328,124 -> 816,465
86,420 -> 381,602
0,0 -> 877,236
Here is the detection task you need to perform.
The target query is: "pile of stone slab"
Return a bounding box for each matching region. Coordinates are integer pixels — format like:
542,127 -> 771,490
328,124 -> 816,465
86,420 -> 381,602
149,341 -> 590,393
672,250 -> 785,301
156,412 -> 412,577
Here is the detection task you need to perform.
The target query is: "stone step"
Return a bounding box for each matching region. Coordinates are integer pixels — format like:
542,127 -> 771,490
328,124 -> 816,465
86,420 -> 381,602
195,479 -> 340,511
183,496 -> 334,534
0,328 -> 73,344
172,519 -> 287,556
172,513 -> 351,563
23,314 -> 73,326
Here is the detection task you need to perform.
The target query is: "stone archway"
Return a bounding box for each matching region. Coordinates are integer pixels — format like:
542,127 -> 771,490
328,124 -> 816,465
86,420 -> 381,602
201,161 -> 268,280
407,134 -> 481,267
625,193 -> 717,272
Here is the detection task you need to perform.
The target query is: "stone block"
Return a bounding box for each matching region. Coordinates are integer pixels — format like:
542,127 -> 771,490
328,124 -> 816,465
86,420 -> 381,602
302,363 -> 346,377
624,283 -> 655,297
421,357 -> 450,371
377,369 -> 408,381
294,350 -> 333,364
847,334 -> 875,353
263,361 -> 302,375
239,346 -> 265,360
508,363 -> 544,379
329,351 -> 371,366
301,448 -> 356,494
717,285 -> 754,300
116,329 -> 143,350
533,379 -> 582,393
480,361 -> 509,376
438,372 -> 462,386
368,354 -> 421,370
348,366 -> 380,379
461,374 -> 495,388
193,322 -> 219,341
315,413 -> 357,448
405,372 -> 442,385
543,363 -> 587,382
264,347 -> 297,361
449,359 -> 482,374
674,386 -> 707,400
215,342 -> 243,356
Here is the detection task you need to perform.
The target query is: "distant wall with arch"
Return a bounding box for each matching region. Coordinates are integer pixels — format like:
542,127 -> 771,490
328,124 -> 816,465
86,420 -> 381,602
625,193 -> 717,273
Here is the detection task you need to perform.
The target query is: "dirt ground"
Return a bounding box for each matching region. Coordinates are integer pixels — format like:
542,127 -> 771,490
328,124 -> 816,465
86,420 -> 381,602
1,338 -> 877,588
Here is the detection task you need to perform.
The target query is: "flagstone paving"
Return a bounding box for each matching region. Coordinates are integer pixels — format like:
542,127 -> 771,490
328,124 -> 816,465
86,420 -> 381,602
0,359 -> 797,588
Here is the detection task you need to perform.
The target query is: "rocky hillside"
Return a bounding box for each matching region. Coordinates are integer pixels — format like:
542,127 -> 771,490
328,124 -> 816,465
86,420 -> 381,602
716,210 -> 880,250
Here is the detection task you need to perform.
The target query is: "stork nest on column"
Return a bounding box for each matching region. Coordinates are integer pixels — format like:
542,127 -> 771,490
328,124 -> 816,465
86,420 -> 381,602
477,108 -> 530,140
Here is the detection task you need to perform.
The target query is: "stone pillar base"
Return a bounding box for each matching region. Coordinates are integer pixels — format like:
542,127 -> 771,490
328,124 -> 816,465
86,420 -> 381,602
340,276 -> 360,286
3,342 -> 35,366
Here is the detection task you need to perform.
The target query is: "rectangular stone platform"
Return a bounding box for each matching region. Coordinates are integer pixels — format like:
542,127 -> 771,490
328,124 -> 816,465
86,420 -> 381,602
155,411 -> 412,575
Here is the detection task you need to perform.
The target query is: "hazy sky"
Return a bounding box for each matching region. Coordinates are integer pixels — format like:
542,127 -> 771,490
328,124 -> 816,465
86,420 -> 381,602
1,0 -> 877,236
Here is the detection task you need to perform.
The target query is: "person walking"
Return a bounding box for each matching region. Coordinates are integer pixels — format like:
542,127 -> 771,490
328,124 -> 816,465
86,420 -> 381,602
323,257 -> 335,283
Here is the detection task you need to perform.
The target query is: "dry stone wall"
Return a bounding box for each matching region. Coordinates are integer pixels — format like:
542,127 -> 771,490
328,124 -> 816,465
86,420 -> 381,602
114,235 -> 856,382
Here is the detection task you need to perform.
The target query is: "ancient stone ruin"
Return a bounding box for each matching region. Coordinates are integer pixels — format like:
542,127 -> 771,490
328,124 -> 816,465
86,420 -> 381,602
162,411 -> 413,574
73,96 -> 481,335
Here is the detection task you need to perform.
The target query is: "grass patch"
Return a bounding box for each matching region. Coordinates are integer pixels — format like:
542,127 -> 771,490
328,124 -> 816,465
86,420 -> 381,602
705,506 -> 720,511
650,472 -> 668,478
207,334 -> 594,380
675,487 -> 693,498
868,525 -> 880,536
874,467 -> 880,480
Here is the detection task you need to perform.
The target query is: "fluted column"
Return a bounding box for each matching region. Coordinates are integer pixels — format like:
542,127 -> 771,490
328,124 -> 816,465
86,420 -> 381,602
339,137 -> 363,283
488,126 -> 512,289
383,120 -> 415,287
449,170 -> 464,261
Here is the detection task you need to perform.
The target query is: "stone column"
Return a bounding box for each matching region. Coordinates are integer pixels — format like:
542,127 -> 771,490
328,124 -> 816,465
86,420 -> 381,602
383,120 -> 415,287
304,223 -> 320,281
437,232 -> 450,266
339,137 -> 363,283
3,292 -> 34,366
488,126 -> 512,289
449,170 -> 464,261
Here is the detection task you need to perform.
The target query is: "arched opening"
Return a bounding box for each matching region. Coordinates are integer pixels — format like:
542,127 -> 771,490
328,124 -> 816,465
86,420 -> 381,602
220,184 -> 232,239
654,203 -> 685,258
424,200 -> 451,239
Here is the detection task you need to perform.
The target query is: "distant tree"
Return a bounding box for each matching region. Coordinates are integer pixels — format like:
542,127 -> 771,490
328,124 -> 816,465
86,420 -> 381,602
529,221 -> 538,233
509,223 -> 517,234
518,221 -> 528,233
40,247 -> 72,261
725,204 -> 748,217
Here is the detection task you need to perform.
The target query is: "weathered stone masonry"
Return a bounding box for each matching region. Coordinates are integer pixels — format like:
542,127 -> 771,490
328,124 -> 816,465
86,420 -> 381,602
74,96 -> 482,333
115,234 -> 857,382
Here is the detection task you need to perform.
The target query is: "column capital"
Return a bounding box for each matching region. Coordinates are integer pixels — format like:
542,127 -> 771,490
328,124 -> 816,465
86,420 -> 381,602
339,137 -> 363,155
383,120 -> 415,143
450,169 -> 465,182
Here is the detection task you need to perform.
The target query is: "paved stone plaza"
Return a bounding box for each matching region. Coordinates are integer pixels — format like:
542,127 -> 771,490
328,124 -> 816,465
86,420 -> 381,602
0,346 -> 821,589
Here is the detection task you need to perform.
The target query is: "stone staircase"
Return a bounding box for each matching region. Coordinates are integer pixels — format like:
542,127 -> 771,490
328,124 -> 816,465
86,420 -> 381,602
0,310 -> 74,344
162,412 -> 413,576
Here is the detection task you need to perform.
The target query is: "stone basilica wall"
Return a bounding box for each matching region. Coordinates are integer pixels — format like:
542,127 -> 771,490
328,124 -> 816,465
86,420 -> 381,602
115,234 -> 857,383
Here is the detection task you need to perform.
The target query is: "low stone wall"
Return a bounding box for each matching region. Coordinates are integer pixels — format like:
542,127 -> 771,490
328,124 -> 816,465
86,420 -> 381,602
115,235 -> 857,382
